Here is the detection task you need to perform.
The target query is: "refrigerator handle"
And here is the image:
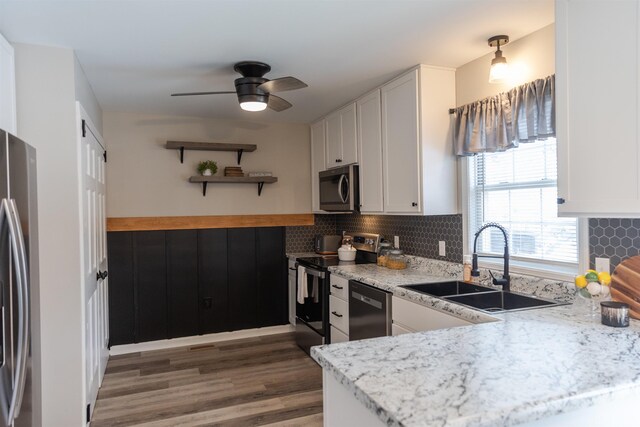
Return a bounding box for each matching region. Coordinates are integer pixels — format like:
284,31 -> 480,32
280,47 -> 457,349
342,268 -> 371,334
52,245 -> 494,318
5,199 -> 29,422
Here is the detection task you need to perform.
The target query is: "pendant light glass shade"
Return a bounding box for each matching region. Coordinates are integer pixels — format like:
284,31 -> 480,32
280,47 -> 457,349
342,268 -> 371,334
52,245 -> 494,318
488,35 -> 510,84
240,101 -> 267,112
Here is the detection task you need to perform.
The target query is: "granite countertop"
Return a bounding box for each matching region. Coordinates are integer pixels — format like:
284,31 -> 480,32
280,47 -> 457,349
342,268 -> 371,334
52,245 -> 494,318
286,252 -> 317,260
312,263 -> 640,427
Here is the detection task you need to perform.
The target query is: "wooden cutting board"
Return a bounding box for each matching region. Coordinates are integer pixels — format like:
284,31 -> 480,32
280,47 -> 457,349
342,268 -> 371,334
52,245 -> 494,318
611,255 -> 640,319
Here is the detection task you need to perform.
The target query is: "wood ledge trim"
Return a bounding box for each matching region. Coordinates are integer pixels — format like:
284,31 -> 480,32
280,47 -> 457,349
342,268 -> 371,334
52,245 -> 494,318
107,214 -> 314,232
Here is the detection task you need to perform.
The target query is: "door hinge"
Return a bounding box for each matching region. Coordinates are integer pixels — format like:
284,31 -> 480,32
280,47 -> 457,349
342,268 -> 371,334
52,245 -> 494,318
86,403 -> 91,422
103,151 -> 107,163
557,198 -> 566,205
81,119 -> 87,138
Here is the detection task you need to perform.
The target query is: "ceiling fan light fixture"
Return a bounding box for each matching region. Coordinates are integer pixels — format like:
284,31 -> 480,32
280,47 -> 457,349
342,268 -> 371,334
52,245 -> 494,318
238,93 -> 268,112
240,101 -> 268,112
488,35 -> 510,84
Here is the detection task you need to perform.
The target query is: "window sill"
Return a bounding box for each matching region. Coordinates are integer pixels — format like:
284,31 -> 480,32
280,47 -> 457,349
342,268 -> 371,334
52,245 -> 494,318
476,258 -> 577,283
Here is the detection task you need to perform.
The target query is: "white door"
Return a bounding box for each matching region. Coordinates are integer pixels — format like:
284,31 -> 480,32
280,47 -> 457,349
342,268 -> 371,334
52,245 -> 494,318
381,70 -> 421,213
339,103 -> 358,166
78,103 -> 108,421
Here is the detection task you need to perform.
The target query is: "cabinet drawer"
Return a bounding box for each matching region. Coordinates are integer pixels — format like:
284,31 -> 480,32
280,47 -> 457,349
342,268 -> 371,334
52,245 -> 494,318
330,326 -> 349,343
329,295 -> 349,334
392,296 -> 471,332
330,274 -> 349,301
392,322 -> 414,336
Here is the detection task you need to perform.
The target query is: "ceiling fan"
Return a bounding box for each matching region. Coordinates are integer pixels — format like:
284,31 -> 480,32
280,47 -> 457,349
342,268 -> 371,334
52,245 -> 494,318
171,61 -> 308,112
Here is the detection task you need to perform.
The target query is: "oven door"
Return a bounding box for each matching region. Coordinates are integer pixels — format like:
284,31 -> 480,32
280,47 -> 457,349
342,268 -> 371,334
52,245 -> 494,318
319,165 -> 359,212
295,266 -> 326,337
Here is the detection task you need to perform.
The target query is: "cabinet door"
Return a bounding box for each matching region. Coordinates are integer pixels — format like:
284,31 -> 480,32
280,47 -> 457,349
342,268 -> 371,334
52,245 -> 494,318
392,296 -> 471,332
134,231 -> 167,342
311,120 -> 326,213
198,229 -> 229,334
107,232 -> 135,346
228,228 -> 258,330
166,230 -> 198,338
357,90 -> 384,212
325,111 -> 342,169
556,0 -> 640,216
381,70 -> 421,213
340,103 -> 358,165
256,227 -> 287,327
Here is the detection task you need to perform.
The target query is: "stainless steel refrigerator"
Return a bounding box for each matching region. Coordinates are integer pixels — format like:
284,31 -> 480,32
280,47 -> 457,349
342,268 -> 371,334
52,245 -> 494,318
0,129 -> 39,427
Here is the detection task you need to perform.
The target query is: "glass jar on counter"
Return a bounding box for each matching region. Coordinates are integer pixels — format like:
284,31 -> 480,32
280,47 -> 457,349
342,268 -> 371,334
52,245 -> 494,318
386,249 -> 408,270
377,242 -> 392,267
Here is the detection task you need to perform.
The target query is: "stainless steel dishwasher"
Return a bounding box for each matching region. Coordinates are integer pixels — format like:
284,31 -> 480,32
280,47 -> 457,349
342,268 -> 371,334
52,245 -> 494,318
348,280 -> 392,340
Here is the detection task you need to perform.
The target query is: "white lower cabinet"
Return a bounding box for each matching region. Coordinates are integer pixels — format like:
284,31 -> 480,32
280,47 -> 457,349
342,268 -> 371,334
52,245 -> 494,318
330,326 -> 349,344
392,296 -> 471,333
329,274 -> 350,341
391,322 -> 413,336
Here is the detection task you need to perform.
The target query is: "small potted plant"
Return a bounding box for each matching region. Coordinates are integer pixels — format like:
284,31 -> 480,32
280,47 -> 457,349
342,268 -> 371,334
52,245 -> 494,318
197,160 -> 217,176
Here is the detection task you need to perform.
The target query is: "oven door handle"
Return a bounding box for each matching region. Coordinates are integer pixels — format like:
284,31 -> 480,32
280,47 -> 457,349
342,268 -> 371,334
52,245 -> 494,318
303,267 -> 325,279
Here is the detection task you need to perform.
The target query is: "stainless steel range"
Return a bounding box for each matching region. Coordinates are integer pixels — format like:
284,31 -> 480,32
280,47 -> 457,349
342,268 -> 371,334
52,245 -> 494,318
294,232 -> 379,354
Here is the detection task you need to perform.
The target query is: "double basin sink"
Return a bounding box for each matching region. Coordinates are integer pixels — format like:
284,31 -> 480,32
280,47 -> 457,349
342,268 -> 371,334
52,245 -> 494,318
401,281 -> 566,314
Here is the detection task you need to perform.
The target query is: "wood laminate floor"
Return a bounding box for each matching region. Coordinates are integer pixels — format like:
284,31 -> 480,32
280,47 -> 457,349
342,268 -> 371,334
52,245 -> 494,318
92,332 -> 323,427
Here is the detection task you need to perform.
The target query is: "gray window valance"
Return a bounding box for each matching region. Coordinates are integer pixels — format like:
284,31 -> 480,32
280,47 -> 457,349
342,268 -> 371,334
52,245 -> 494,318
453,75 -> 555,156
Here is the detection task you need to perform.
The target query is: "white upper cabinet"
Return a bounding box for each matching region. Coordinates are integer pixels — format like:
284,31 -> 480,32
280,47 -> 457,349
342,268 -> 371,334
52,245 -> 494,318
382,71 -> 421,213
310,119 -> 327,213
556,0 -> 640,217
0,33 -> 16,134
381,66 -> 457,215
357,90 -> 384,213
325,102 -> 357,169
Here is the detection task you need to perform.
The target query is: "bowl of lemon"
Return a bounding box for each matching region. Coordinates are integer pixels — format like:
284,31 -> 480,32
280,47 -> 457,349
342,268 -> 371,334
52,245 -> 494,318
575,270 -> 611,316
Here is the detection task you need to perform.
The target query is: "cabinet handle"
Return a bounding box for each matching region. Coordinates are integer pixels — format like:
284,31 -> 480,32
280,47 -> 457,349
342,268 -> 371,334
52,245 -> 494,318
557,198 -> 566,205
331,311 -> 343,318
332,285 -> 344,290
336,159 -> 342,163
411,202 -> 418,207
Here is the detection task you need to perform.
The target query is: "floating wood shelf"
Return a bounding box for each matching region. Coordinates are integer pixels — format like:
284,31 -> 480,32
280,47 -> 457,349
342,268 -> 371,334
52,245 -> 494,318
189,176 -> 278,196
166,141 -> 258,164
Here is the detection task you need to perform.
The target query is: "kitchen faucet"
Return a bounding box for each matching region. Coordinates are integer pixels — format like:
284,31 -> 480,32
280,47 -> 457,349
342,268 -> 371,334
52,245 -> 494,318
471,223 -> 510,292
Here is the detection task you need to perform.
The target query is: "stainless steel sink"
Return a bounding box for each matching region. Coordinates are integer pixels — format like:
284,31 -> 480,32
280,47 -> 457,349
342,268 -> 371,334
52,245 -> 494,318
444,291 -> 567,313
401,281 -> 495,297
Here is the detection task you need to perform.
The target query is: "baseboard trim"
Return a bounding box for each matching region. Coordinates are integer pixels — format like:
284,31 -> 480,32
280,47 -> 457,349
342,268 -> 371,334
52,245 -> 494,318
109,324 -> 295,356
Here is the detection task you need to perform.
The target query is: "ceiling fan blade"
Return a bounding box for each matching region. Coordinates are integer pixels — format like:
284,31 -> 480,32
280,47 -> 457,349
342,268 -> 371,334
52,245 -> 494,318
258,77 -> 308,93
267,95 -> 292,112
171,91 -> 236,97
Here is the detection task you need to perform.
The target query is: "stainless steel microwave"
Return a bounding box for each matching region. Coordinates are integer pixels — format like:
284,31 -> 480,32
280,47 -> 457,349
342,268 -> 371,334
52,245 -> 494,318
319,164 -> 359,212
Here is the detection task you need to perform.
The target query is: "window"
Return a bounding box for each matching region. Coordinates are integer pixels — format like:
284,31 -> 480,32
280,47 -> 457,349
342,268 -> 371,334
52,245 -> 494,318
467,137 -> 579,273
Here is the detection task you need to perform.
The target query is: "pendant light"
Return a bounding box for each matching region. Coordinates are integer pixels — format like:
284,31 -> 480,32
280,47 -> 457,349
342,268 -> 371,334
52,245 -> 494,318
488,35 -> 510,84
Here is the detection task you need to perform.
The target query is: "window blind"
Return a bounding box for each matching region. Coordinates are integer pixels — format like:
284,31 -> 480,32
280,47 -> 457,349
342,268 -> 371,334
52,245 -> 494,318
469,138 -> 578,265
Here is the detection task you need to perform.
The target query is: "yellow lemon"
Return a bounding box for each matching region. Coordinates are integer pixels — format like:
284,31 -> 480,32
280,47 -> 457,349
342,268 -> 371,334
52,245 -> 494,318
598,272 -> 612,286
574,275 -> 588,288
585,272 -> 599,283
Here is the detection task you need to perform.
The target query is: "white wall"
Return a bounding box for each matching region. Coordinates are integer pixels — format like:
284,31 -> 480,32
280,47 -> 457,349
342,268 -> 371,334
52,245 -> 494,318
14,43 -> 97,427
104,111 -> 311,217
456,24 -> 555,106
74,54 -> 103,134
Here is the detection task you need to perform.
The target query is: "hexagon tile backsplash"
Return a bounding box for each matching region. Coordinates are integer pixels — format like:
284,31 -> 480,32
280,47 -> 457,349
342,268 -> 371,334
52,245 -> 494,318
589,218 -> 640,270
286,214 -> 463,263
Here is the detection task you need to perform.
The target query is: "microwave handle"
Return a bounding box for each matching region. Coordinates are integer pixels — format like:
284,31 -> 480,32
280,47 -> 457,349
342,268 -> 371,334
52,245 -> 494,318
338,174 -> 349,204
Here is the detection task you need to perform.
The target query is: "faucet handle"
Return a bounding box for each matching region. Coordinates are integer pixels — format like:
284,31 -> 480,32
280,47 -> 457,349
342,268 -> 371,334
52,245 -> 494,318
489,270 -> 508,288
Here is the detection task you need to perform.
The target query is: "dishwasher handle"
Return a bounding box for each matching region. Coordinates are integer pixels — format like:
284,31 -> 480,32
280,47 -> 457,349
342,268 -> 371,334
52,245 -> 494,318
351,291 -> 383,310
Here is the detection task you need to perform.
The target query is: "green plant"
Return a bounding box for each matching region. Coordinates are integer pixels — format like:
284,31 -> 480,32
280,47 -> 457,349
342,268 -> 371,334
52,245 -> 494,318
197,160 -> 218,175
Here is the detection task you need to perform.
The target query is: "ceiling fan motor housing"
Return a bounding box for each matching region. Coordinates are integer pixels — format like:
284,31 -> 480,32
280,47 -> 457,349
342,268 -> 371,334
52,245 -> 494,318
234,76 -> 269,104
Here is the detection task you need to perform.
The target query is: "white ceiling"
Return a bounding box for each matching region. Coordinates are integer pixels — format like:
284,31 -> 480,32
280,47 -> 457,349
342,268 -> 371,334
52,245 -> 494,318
0,0 -> 554,123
